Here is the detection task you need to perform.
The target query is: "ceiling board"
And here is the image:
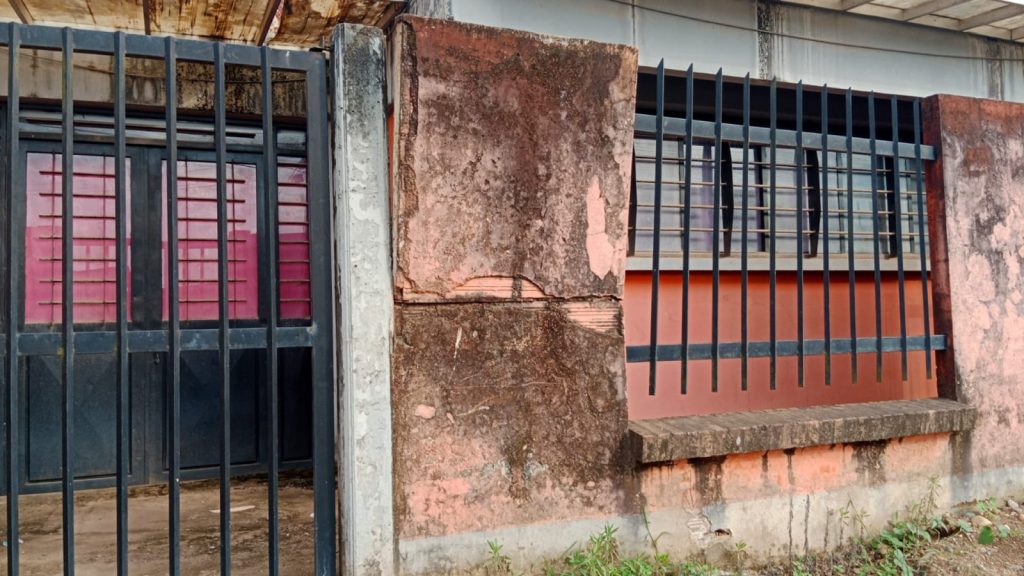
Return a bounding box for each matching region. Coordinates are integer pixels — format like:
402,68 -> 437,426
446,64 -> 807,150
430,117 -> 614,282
785,0 -> 1024,42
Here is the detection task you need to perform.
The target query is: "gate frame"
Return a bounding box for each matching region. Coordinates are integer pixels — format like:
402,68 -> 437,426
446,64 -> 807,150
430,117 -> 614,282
0,23 -> 337,576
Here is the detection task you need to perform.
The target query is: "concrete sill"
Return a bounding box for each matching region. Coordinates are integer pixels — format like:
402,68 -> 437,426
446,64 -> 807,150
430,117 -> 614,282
628,398 -> 976,464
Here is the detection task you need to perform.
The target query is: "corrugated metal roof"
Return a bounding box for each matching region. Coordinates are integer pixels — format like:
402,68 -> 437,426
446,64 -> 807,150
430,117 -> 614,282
0,0 -> 404,47
783,0 -> 1024,43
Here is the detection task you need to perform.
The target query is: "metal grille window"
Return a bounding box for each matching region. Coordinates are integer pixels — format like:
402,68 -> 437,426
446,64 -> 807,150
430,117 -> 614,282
632,137 -> 929,266
627,64 -> 946,406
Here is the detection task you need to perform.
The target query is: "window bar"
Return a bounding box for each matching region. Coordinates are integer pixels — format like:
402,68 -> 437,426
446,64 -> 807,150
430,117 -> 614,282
164,35 -> 183,576
769,78 -> 778,390
868,93 -> 883,383
740,74 -> 750,391
113,31 -> 129,576
890,96 -> 909,381
306,54 -> 337,576
795,82 -> 805,388
628,149 -> 637,256
60,27 -> 77,576
260,45 -> 281,576
711,69 -> 723,392
680,64 -> 694,395
214,42 -> 233,576
821,86 -> 832,385
646,60 -> 664,396
845,88 -> 858,384
913,99 -> 932,379
5,21 -> 21,576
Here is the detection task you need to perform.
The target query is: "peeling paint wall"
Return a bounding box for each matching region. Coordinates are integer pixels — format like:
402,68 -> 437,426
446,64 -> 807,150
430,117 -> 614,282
386,15 -> 1024,576
391,16 -> 635,302
924,95 -> 1024,475
389,15 -> 638,568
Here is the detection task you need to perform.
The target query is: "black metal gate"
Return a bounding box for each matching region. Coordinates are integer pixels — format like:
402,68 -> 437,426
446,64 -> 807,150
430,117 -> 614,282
0,24 -> 336,575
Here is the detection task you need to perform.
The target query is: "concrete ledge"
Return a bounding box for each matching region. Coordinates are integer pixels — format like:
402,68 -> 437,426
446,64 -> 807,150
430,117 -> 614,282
629,398 -> 976,463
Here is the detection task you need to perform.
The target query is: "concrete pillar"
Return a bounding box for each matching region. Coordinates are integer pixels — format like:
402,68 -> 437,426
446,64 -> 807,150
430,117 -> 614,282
389,16 -> 638,573
331,24 -> 395,576
924,94 -> 1024,496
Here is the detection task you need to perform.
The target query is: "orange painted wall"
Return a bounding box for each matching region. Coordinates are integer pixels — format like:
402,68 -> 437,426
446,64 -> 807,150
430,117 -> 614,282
624,270 -> 937,420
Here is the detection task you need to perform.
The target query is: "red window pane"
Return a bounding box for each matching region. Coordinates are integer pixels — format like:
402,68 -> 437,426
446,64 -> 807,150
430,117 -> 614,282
24,153 -> 131,325
278,160 -> 310,321
162,161 -> 259,321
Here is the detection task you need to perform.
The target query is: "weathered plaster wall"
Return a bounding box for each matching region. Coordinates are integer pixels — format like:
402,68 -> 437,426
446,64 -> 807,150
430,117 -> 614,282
392,16 -> 635,302
924,95 -> 1024,474
388,17 -> 1024,576
389,14 -> 639,569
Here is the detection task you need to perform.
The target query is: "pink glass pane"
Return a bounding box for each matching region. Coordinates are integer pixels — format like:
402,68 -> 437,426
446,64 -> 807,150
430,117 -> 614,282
278,160 -> 310,321
24,153 -> 131,325
161,161 -> 259,321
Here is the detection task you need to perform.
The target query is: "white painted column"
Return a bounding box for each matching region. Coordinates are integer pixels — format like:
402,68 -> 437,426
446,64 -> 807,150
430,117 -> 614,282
332,23 -> 396,576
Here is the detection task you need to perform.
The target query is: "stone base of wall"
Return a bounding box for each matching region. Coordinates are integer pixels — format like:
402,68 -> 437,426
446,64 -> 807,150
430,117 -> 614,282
398,437 -> 1021,574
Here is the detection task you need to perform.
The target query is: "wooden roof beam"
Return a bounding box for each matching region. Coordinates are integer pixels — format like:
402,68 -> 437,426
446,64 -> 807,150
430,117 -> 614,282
900,0 -> 970,21
1011,24 -> 1024,40
257,0 -> 284,45
7,0 -> 31,23
958,4 -> 1024,30
143,0 -> 152,35
839,0 -> 876,11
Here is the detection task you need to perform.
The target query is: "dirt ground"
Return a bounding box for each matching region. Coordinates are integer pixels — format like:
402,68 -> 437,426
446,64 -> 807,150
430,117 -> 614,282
0,475 -> 316,576
751,496 -> 1024,576
920,501 -> 1024,576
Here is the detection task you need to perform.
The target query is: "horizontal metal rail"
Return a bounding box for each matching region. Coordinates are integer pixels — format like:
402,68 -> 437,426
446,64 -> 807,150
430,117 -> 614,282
628,335 -> 946,362
635,114 -> 937,160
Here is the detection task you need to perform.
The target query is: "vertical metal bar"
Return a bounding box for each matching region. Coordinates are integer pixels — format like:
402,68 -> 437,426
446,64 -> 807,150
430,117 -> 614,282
164,35 -> 182,576
628,150 -> 638,256
795,82 -> 805,387
710,69 -> 722,393
769,78 -> 778,390
306,55 -> 337,576
845,88 -> 858,384
890,96 -> 908,381
868,93 -> 883,383
260,46 -> 281,576
740,74 -> 750,391
60,27 -> 76,576
680,64 -> 694,395
913,99 -> 932,379
213,42 -> 232,576
5,21 -> 21,576
647,60 -> 664,396
821,86 -> 831,386
113,31 -> 129,576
